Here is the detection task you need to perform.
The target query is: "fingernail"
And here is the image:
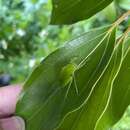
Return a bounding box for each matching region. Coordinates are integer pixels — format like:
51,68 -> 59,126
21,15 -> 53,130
0,116 -> 25,130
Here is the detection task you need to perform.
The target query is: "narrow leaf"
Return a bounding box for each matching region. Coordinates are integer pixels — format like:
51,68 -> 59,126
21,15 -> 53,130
51,0 -> 113,24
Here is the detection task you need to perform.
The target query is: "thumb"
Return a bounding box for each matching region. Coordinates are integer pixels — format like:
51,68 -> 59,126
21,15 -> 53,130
0,116 -> 25,130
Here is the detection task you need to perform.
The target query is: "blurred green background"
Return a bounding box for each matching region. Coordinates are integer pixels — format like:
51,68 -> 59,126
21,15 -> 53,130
0,0 -> 130,129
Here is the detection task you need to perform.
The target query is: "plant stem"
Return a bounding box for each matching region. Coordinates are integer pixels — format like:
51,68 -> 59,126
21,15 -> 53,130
109,10 -> 130,32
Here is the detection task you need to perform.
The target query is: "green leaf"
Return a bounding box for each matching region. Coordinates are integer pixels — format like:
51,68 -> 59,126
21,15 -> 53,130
101,2 -> 117,22
50,0 -> 113,25
116,0 -> 130,10
56,33 -> 123,130
15,25 -> 115,130
95,37 -> 130,130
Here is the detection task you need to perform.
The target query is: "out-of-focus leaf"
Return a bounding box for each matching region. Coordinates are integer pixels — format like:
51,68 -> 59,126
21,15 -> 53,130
101,2 -> 117,22
50,0 -> 113,24
117,0 -> 130,10
15,25 -> 116,130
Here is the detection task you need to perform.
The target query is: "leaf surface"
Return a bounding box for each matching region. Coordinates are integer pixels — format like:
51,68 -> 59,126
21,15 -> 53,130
51,0 -> 113,24
16,26 -> 115,130
56,33 -> 123,130
95,37 -> 130,130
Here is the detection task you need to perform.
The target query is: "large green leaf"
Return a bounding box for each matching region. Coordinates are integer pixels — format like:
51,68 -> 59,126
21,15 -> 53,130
95,37 -> 130,130
50,0 -> 113,24
15,26 -> 115,130
56,35 -> 123,130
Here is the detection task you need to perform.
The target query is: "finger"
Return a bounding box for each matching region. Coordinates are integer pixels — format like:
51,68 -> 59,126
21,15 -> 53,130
0,85 -> 22,118
0,116 -> 25,130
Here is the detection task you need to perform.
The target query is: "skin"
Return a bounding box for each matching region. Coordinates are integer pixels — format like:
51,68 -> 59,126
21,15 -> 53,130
0,85 -> 25,130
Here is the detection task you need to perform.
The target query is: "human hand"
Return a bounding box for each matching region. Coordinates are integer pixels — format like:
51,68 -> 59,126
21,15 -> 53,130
0,85 -> 25,130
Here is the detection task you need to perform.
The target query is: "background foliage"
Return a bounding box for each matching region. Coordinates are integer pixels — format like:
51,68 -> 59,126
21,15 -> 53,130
1,0 -> 130,129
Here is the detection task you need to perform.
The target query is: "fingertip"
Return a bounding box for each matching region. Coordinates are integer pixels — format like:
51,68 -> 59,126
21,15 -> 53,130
0,85 -> 22,118
0,116 -> 25,130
